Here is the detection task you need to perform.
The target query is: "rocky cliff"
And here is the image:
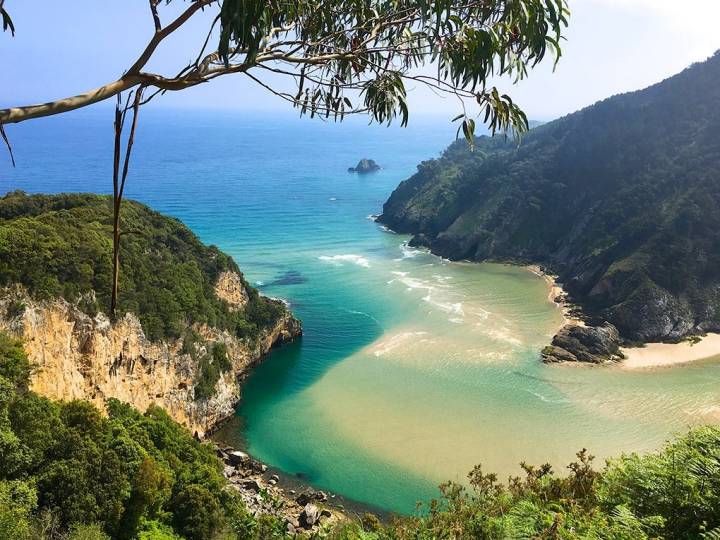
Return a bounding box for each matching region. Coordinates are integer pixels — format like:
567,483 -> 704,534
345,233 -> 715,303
0,191 -> 301,434
0,282 -> 300,437
379,52 -> 720,350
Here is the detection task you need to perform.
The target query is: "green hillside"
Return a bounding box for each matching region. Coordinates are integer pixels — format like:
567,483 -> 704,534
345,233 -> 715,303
380,52 -> 720,342
0,191 -> 286,342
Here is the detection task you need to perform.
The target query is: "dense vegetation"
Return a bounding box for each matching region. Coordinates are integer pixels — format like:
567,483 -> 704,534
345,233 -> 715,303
380,51 -> 720,343
2,334 -> 719,539
0,333 -> 289,540
0,191 -> 285,342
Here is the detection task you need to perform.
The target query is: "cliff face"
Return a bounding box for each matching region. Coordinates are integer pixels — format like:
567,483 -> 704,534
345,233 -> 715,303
0,191 -> 302,432
0,279 -> 300,438
379,52 -> 720,344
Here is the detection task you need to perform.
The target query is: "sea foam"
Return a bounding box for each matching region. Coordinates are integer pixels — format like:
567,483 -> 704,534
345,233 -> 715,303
318,254 -> 371,268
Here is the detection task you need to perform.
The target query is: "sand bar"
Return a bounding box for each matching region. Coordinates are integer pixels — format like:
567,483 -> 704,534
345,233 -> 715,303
620,333 -> 720,369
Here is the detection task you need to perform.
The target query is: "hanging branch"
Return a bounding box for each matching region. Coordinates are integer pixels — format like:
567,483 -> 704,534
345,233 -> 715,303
110,88 -> 144,318
0,123 -> 15,166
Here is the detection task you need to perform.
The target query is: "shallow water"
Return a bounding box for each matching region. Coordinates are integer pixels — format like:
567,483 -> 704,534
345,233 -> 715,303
3,109 -> 719,514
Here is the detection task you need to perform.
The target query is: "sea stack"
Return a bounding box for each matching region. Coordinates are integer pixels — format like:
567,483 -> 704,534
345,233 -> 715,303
348,159 -> 380,173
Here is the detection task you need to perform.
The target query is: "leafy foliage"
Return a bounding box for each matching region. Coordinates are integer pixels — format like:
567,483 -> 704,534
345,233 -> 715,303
215,0 -> 568,136
380,51 -> 720,341
331,432 -> 720,539
193,342 -> 232,401
0,333 -> 282,539
0,191 -> 286,343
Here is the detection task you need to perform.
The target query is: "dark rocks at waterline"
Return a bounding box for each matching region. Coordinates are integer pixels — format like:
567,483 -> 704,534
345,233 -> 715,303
214,442 -> 341,532
227,450 -> 250,466
542,323 -> 623,364
348,159 -> 381,173
296,489 -> 329,506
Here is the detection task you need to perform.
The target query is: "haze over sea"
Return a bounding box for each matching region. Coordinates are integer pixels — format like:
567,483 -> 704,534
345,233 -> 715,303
3,109 -> 720,514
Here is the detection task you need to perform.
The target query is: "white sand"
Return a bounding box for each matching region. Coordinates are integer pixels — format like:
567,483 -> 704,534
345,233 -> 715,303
620,333 -> 720,369
527,265 -> 584,327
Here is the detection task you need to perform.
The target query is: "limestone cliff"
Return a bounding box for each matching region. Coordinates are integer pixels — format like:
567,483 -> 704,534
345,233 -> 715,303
0,277 -> 300,437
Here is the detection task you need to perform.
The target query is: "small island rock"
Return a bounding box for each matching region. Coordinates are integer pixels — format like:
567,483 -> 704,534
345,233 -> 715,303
348,159 -> 380,173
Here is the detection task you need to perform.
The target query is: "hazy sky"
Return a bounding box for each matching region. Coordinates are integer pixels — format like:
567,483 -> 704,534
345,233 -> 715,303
2,0 -> 720,121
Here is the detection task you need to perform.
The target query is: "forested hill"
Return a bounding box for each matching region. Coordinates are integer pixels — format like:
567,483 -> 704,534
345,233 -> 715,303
379,52 -> 720,343
0,191 -> 286,342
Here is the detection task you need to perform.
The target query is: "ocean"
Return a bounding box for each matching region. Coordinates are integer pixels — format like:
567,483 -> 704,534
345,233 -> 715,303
3,107 -> 719,514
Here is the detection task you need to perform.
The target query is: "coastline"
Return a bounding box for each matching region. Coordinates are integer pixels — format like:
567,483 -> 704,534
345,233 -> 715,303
209,416 -> 390,529
526,264 -> 584,327
527,265 -> 720,369
210,439 -> 352,534
619,334 -> 720,370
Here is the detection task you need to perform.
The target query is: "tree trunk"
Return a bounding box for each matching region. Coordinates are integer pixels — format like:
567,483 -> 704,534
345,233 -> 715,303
110,106 -> 123,319
109,90 -> 143,319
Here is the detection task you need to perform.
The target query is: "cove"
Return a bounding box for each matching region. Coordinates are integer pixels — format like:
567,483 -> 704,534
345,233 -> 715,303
4,109 -> 720,515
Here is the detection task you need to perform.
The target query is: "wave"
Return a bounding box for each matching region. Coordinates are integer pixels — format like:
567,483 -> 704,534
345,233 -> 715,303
342,308 -> 382,327
399,242 -> 422,259
372,331 -> 429,357
479,327 -> 523,347
318,254 -> 370,268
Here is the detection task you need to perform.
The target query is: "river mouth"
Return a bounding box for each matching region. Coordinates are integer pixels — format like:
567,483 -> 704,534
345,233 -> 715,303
233,239 -> 720,514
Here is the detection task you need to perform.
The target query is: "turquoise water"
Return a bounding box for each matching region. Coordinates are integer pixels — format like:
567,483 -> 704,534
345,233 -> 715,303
3,109 -> 720,514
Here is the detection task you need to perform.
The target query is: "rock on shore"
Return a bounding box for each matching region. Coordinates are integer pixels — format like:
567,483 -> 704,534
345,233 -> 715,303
215,444 -> 343,535
542,323 -> 623,364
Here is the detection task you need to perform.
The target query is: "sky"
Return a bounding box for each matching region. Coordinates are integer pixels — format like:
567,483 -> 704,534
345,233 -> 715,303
1,0 -> 720,122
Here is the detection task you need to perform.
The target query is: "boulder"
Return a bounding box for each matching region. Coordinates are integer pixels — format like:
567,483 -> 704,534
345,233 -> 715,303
300,503 -> 320,528
239,479 -> 262,492
315,490 -> 328,502
296,491 -> 314,506
348,159 -> 380,173
227,450 -> 250,466
542,323 -> 622,363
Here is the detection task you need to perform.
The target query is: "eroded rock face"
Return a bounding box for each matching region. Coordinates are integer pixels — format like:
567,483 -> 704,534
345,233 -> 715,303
0,277 -> 300,437
542,323 -> 622,364
215,270 -> 250,311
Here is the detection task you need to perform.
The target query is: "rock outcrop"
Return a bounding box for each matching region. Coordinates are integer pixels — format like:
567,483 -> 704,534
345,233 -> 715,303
542,323 -> 623,364
215,443 -> 344,535
0,276 -> 301,437
214,270 -> 250,311
348,159 -> 380,173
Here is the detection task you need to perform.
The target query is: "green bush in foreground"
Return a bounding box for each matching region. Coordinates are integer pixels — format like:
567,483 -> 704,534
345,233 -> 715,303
1,332 -> 719,539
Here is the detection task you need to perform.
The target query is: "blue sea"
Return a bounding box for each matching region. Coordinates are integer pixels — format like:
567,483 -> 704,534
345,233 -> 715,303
3,108 -> 719,514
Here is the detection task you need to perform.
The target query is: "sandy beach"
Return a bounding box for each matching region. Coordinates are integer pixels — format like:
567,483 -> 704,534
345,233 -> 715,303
620,333 -> 720,369
527,265 -> 584,327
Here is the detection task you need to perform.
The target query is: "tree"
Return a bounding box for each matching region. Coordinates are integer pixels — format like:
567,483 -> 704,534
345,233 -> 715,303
0,0 -> 568,318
